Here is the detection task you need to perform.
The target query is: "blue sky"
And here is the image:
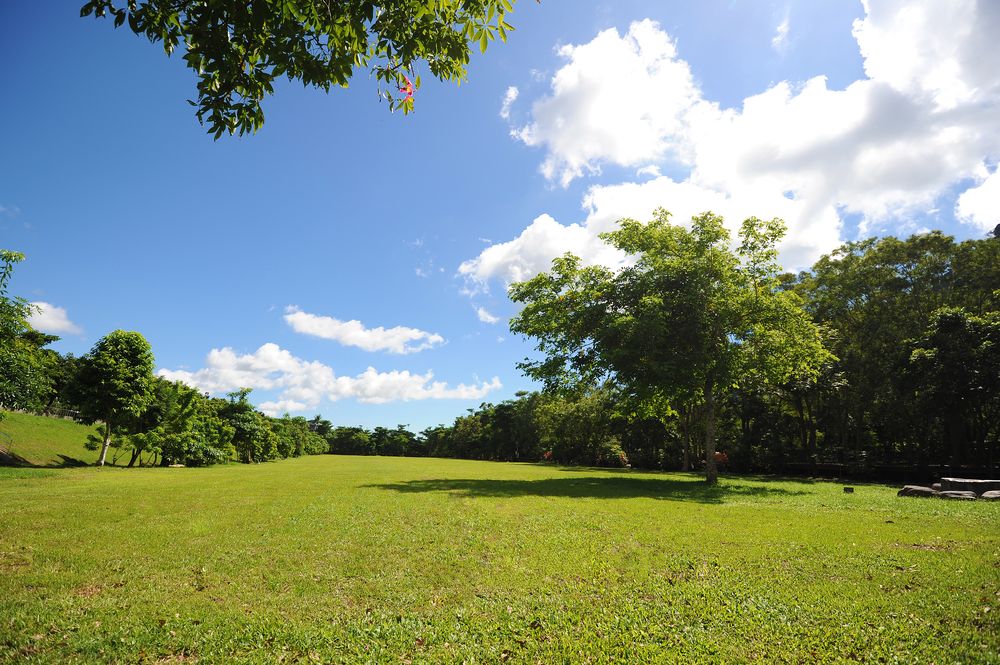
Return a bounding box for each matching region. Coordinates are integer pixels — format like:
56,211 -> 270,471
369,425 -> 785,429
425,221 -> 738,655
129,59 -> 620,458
2,1 -> 997,430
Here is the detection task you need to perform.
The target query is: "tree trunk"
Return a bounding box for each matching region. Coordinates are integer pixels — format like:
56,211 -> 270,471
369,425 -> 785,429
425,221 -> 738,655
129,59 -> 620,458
704,377 -> 718,484
127,448 -> 140,468
96,423 -> 111,467
681,405 -> 691,472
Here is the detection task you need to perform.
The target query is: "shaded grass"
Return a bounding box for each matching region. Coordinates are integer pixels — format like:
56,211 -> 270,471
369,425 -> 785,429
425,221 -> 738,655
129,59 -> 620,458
0,411 -> 98,467
1,455 -> 998,663
365,474 -> 809,502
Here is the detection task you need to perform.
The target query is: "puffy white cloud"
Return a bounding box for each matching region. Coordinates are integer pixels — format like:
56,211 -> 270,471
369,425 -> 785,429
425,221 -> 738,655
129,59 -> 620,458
956,167 -> 1000,232
329,367 -> 502,406
499,86 -> 519,120
459,212 -> 626,286
158,343 -> 502,415
512,19 -> 703,187
284,306 -> 444,354
475,306 -> 500,324
472,2 -> 1000,286
852,0 -> 999,110
27,302 -> 82,335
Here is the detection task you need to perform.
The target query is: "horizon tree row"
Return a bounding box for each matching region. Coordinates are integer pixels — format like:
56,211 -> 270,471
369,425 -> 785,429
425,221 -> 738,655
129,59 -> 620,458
3,218 -> 998,476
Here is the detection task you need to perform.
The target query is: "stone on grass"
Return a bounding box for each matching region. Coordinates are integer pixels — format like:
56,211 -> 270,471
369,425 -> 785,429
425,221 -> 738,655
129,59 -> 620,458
897,485 -> 938,498
938,490 -> 977,500
940,478 -> 1000,494
980,490 -> 1000,501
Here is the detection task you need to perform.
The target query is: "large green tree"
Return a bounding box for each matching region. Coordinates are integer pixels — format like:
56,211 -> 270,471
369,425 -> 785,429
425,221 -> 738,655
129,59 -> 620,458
510,210 -> 833,483
74,330 -> 156,466
0,251 -> 56,419
908,308 -> 1000,471
81,0 -> 518,137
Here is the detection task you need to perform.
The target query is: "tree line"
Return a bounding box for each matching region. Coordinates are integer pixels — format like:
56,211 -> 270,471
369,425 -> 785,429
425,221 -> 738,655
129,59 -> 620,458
3,216 -> 998,478
328,215 -> 998,482
0,251 -> 328,466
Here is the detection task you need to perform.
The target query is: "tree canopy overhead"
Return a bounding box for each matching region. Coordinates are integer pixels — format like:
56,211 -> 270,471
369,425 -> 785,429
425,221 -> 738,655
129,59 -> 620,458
81,0 -> 517,137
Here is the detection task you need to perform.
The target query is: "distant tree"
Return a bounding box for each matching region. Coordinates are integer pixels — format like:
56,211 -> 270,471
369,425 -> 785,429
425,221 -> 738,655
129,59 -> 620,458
908,308 -> 1000,470
511,210 -> 833,483
74,330 -> 155,466
536,389 -> 627,467
116,378 -> 233,467
273,415 -> 327,457
489,391 -> 543,461
221,388 -> 275,463
421,424 -> 454,458
369,425 -> 420,456
328,426 -> 373,455
307,415 -> 333,439
81,0 -> 518,137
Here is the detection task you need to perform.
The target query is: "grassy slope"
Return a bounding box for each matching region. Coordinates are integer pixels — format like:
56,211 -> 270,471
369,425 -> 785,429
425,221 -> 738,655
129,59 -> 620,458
1,456 -> 997,664
0,411 -> 100,467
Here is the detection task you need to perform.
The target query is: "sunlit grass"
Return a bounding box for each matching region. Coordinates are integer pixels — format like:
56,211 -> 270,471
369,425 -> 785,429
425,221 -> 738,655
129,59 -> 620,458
0,411 -> 98,467
2,451 -> 997,663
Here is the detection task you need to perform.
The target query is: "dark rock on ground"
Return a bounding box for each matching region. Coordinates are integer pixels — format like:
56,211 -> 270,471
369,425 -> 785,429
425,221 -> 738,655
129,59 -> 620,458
940,478 -> 1000,494
898,485 -> 938,497
939,490 -> 977,500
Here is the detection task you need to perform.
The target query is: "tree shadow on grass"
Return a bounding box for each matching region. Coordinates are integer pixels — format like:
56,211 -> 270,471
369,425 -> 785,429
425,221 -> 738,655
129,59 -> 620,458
51,454 -> 89,468
0,447 -> 30,467
364,476 -> 808,504
555,466 -> 825,485
0,447 -> 90,469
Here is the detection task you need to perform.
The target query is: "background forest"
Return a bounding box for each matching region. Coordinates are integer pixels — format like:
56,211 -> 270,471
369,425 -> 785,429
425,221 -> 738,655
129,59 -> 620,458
3,223 -> 998,479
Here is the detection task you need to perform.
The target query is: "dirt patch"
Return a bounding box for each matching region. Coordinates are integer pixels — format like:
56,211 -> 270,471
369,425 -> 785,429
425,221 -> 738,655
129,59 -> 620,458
0,550 -> 32,569
74,584 -> 103,598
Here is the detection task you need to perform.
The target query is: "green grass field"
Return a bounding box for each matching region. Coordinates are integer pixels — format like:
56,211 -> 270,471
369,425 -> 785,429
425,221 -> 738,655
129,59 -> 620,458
1,416 -> 998,663
0,411 -> 99,467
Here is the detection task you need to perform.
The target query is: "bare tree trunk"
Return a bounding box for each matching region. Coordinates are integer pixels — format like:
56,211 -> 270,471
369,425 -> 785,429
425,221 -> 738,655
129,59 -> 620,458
681,404 -> 691,472
704,377 -> 718,485
96,423 -> 111,467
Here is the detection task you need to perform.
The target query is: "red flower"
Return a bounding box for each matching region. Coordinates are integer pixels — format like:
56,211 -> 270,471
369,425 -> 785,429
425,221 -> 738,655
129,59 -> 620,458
399,75 -> 414,102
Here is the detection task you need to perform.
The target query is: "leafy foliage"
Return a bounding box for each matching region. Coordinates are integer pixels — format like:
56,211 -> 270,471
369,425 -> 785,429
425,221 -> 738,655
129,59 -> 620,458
510,210 -> 833,482
80,0 -> 518,137
0,252 -> 60,419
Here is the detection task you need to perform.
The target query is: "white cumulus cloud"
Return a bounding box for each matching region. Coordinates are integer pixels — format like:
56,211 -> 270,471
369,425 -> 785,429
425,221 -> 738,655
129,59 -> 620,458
511,19 -> 703,187
27,302 -> 82,335
956,167 -> 1000,232
467,2 -> 1000,286
158,343 -> 502,415
476,306 -> 500,324
284,306 -> 444,354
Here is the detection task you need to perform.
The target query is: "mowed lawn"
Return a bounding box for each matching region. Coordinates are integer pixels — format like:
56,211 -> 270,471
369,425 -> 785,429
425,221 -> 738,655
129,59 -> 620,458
1,455 -> 997,664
